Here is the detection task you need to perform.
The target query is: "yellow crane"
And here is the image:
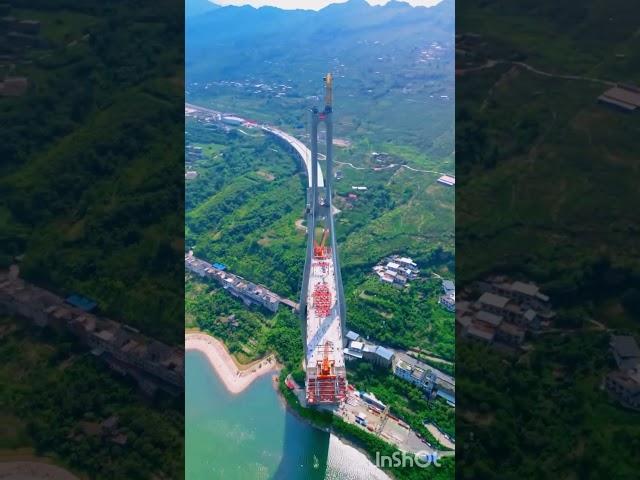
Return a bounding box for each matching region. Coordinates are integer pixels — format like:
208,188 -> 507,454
324,73 -> 333,109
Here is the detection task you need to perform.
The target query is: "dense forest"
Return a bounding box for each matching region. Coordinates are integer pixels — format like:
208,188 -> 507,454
456,1 -> 640,478
0,0 -> 184,345
0,2 -> 184,479
185,121 -> 307,298
185,120 -> 455,359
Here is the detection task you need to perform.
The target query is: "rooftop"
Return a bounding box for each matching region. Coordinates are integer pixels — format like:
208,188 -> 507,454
467,323 -> 495,342
475,310 -> 503,327
437,175 -> 456,186
346,330 -> 360,341
510,281 -> 539,297
611,335 -> 640,359
599,85 -> 640,111
375,346 -> 394,360
478,292 -> 510,309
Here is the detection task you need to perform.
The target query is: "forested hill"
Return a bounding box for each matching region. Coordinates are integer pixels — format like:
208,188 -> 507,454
0,0 -> 184,345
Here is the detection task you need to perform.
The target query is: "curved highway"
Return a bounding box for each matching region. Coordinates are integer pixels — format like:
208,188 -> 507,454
185,103 -> 324,188
261,125 -> 324,188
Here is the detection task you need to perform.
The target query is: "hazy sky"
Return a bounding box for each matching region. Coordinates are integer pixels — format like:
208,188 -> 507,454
213,0 -> 442,10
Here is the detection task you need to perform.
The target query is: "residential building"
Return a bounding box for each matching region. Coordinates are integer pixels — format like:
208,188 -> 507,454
0,77 -> 28,96
373,255 -> 419,285
440,292 -> 455,312
442,280 -> 455,295
185,252 -> 279,312
465,322 -> 495,344
0,270 -> 184,396
373,346 -> 394,368
605,369 -> 640,410
435,378 -> 455,406
610,335 -> 640,371
477,292 -> 540,330
343,347 -> 363,361
346,330 -> 360,342
598,85 -> 640,112
362,343 -> 378,362
394,359 -> 416,382
496,322 -> 526,346
392,357 -> 436,395
437,175 -> 455,186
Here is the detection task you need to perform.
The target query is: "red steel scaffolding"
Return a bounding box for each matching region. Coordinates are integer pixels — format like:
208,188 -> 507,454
312,282 -> 331,318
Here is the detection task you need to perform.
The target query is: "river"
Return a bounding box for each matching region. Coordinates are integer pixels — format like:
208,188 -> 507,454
186,349 -> 391,480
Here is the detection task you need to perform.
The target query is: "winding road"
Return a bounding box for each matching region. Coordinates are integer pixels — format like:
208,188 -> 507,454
334,159 -> 452,177
458,59 -> 615,86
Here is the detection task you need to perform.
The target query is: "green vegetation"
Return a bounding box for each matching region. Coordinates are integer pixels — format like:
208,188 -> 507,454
347,361 -> 454,442
186,276 -> 303,367
279,372 -> 454,480
456,1 -> 640,478
0,316 -> 183,479
0,3 -> 184,479
185,4 -> 455,477
186,121 -> 455,359
0,0 -> 184,345
347,277 -> 454,360
186,124 -> 306,298
458,332 -> 640,479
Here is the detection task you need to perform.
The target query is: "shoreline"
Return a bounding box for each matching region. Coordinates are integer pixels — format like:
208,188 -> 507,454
270,376 -> 394,479
271,375 -> 397,479
185,332 -> 279,394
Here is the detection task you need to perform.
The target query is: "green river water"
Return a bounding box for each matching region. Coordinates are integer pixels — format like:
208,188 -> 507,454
185,349 -> 391,480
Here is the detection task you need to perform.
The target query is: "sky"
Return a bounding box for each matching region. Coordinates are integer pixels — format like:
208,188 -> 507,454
212,0 -> 442,10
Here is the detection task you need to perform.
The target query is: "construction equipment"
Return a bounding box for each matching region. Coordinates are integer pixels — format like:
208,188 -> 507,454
312,282 -> 331,318
376,405 -> 390,435
319,341 -> 335,377
324,73 -> 333,110
313,228 -> 330,258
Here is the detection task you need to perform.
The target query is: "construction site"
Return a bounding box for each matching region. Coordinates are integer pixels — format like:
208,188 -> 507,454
301,74 -> 348,407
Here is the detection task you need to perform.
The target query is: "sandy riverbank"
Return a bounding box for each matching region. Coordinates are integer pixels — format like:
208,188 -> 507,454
0,461 -> 80,480
185,332 -> 278,394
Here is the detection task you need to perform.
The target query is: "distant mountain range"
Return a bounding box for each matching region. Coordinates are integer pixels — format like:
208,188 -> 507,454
186,0 -> 219,18
186,0 -> 454,82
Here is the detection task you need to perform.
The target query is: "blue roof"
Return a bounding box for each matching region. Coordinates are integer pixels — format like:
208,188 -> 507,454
442,280 -> 455,291
65,294 -> 97,312
212,263 -> 226,270
375,346 -> 394,360
346,330 -> 360,341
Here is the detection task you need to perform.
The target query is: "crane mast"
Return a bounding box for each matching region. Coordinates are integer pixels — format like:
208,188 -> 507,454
324,73 -> 333,111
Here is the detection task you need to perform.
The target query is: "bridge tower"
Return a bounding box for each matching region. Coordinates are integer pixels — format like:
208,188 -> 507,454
299,74 -> 348,406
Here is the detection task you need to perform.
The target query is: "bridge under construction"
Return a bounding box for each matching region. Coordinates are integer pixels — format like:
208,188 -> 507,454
299,74 -> 348,406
